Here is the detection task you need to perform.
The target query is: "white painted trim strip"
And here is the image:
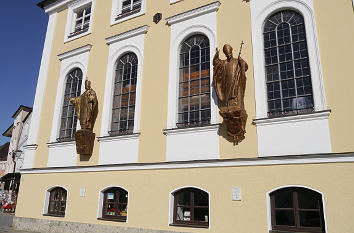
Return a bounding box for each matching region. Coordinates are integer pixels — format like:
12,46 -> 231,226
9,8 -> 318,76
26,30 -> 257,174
58,44 -> 92,61
23,144 -> 38,150
97,133 -> 140,142
253,110 -> 331,126
105,25 -> 149,45
21,153 -> 354,174
163,124 -> 220,135
166,1 -> 220,25
47,141 -> 76,148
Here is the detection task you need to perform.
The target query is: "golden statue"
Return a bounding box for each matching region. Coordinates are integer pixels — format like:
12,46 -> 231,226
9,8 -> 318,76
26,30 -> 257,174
213,43 -> 248,143
67,80 -> 98,155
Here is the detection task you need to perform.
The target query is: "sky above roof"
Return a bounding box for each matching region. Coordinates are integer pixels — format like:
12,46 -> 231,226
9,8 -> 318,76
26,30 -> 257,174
0,0 -> 48,145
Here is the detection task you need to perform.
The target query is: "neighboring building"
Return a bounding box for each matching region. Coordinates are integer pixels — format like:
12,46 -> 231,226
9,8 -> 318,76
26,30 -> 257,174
0,142 -> 10,187
0,106 -> 32,206
14,0 -> 354,233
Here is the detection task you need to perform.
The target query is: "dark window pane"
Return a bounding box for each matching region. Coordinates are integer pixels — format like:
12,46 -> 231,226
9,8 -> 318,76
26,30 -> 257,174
194,189 -> 208,206
176,190 -> 190,206
298,189 -> 320,209
299,211 -> 321,227
194,208 -> 209,222
275,210 -> 295,226
275,190 -> 293,208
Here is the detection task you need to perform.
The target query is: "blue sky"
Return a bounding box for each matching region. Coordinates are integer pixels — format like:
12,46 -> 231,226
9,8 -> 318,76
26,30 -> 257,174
0,1 -> 48,145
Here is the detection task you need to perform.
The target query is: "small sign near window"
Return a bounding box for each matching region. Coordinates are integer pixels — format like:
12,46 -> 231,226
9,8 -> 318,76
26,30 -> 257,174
232,187 -> 241,201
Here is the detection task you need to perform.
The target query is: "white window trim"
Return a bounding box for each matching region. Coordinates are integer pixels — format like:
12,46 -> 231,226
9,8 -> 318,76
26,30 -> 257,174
250,0 -> 327,119
110,0 -> 146,26
97,186 -> 130,221
266,185 -> 328,233
49,45 -> 91,143
43,185 -> 69,217
166,2 -> 220,130
168,186 -> 211,229
100,26 -> 147,138
64,0 -> 95,43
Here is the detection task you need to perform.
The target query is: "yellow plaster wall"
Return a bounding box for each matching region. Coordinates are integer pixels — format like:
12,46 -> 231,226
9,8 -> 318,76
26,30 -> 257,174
16,163 -> 354,233
33,0 -> 354,169
33,0 -> 259,169
313,0 -> 354,153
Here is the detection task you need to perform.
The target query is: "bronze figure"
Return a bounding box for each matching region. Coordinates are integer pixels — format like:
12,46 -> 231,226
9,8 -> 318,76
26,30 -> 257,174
213,43 -> 248,143
67,80 -> 98,155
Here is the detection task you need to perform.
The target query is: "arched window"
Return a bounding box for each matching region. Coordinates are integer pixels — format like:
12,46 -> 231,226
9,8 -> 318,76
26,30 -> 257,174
102,187 -> 128,221
48,187 -> 67,216
58,68 -> 82,141
173,188 -> 209,227
111,53 -> 138,135
270,187 -> 325,232
264,10 -> 314,117
178,34 -> 211,127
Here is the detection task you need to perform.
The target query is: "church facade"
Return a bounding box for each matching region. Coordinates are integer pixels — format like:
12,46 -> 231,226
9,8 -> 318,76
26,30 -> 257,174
14,0 -> 354,232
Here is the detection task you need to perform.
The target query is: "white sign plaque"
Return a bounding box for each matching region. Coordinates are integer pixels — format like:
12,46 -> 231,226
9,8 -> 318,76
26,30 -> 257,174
80,187 -> 86,197
232,187 -> 241,201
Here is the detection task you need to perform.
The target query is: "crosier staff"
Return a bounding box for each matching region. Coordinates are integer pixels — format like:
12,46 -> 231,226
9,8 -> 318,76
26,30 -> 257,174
227,41 -> 244,107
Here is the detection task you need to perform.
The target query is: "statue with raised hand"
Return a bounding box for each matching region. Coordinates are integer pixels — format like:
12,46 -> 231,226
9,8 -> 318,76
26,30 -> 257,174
213,42 -> 248,143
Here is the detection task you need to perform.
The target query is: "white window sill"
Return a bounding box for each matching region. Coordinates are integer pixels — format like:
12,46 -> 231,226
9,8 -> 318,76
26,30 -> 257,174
163,124 -> 220,136
97,133 -> 140,142
170,0 -> 183,4
253,110 -> 331,126
64,30 -> 91,43
47,140 -> 76,148
111,11 -> 145,26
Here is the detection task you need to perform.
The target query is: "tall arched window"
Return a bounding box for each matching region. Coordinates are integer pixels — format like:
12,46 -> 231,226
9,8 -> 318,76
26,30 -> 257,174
172,188 -> 209,227
178,34 -> 211,127
270,187 -> 325,232
264,10 -> 314,117
58,68 -> 82,141
101,187 -> 128,221
111,53 -> 138,135
48,187 -> 67,216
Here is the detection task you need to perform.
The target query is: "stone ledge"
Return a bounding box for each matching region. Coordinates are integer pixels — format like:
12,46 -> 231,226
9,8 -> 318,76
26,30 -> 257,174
14,216 -> 190,233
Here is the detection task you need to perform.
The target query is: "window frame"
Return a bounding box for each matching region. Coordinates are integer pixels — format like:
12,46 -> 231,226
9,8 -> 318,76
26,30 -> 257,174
171,188 -> 209,228
250,0 -> 327,120
57,68 -> 83,142
69,5 -> 92,38
110,0 -> 146,25
101,187 -> 128,222
177,34 -> 212,129
270,187 -> 326,233
110,52 -> 139,136
47,187 -> 67,217
263,10 -> 314,118
64,0 -> 95,43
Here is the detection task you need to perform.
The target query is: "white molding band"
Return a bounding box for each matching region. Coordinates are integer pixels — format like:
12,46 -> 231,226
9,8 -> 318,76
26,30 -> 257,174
20,153 -> 354,174
47,141 -> 76,148
58,44 -> 92,60
97,133 -> 140,142
166,1 -> 220,25
253,110 -> 330,126
22,12 -> 58,170
105,25 -> 149,45
163,124 -> 220,136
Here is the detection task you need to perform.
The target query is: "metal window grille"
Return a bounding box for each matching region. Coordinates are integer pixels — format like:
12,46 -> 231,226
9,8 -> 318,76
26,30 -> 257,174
177,34 -> 211,128
263,10 -> 314,117
117,0 -> 142,18
110,53 -> 138,135
58,68 -> 82,141
72,5 -> 91,35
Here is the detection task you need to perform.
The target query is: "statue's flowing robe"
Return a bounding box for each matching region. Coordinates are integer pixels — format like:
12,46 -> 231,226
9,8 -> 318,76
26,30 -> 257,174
213,56 -> 248,109
70,89 -> 98,131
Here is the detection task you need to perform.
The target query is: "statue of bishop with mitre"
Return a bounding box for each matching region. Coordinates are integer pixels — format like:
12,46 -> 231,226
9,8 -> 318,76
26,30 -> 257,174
213,43 -> 248,143
67,79 -> 98,155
